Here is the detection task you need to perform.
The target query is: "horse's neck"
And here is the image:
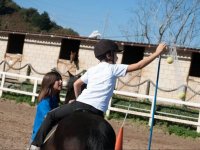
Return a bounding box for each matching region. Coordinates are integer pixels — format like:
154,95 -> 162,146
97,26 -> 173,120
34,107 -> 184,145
65,89 -> 76,103
70,51 -> 77,63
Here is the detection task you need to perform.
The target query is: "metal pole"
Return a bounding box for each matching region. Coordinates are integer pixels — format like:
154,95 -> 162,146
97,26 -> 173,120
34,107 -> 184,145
148,55 -> 161,150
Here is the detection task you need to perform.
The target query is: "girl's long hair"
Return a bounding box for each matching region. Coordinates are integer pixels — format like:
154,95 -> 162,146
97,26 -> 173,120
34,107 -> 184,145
38,71 -> 62,102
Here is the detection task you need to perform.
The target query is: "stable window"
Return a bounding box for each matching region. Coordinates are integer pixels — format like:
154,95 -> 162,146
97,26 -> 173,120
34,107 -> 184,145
59,39 -> 80,61
7,34 -> 25,54
122,45 -> 144,64
189,52 -> 200,77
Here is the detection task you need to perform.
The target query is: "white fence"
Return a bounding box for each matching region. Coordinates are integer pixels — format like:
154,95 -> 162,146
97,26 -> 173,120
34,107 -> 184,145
106,90 -> 200,132
0,71 -> 200,132
0,71 -> 42,102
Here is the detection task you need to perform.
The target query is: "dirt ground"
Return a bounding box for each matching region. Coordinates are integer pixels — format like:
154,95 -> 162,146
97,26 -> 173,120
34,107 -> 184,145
0,99 -> 200,150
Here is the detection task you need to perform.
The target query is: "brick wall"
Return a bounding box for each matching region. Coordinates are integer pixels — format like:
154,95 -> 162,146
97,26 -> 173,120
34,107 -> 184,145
20,39 -> 60,79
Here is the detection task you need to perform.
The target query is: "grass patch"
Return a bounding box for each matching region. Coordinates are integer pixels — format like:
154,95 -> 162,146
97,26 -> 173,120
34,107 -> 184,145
168,125 -> 200,138
2,92 -> 35,106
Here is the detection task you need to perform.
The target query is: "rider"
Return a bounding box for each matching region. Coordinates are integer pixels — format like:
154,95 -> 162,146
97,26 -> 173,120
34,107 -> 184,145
30,39 -> 166,150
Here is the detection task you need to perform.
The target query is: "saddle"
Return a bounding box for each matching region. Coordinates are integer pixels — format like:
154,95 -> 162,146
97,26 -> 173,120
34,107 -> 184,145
43,125 -> 58,144
43,109 -> 103,144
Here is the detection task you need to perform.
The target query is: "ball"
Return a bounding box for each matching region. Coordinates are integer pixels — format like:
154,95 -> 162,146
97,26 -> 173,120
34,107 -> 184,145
167,56 -> 174,64
178,92 -> 186,99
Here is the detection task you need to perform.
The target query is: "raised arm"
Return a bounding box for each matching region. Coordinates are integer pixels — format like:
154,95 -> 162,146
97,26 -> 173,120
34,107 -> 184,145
126,43 -> 167,72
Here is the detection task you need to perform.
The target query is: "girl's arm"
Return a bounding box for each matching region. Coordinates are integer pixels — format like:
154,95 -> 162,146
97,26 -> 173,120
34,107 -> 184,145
126,43 -> 166,72
74,78 -> 85,98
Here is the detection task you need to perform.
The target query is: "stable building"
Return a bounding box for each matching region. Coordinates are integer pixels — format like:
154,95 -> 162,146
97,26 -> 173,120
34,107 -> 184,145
0,30 -> 199,102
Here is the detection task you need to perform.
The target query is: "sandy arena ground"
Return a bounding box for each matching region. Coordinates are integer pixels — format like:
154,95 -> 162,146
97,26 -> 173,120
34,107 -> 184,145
0,99 -> 200,150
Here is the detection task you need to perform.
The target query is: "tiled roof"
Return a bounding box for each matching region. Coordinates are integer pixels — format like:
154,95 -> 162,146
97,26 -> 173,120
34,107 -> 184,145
0,30 -> 199,52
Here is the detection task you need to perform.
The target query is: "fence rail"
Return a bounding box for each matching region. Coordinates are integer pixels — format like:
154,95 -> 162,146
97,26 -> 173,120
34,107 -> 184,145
106,90 -> 200,132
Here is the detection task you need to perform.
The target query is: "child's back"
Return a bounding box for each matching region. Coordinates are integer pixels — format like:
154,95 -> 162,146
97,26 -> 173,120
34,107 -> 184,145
77,62 -> 128,112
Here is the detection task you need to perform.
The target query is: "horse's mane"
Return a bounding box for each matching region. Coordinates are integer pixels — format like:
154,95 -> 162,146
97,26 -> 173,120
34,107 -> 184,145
65,71 -> 86,103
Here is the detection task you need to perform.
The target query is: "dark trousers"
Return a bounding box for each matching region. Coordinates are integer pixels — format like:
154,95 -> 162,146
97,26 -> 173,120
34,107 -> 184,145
31,101 -> 104,146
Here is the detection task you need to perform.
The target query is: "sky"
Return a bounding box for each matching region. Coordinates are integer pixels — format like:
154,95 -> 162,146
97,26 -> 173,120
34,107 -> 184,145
12,0 -> 138,41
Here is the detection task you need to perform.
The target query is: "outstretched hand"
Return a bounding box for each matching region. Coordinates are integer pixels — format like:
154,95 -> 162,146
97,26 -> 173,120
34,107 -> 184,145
156,42 -> 167,55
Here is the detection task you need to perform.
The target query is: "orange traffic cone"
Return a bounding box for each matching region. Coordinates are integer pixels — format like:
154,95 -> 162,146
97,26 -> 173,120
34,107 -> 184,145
115,127 -> 123,150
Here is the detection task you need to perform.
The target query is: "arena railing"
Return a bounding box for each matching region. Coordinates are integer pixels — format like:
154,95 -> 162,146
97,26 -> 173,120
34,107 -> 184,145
106,90 -> 200,133
0,71 -> 42,102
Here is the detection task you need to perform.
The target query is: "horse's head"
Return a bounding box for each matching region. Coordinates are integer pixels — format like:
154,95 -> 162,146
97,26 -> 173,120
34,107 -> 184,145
70,51 -> 79,69
65,71 -> 86,103
70,51 -> 76,63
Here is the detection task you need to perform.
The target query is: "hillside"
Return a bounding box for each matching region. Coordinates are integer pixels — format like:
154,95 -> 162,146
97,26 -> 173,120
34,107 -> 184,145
0,0 -> 79,36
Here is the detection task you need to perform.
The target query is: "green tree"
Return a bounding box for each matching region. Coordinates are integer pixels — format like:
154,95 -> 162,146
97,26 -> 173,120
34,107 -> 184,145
20,8 -> 38,22
38,12 -> 52,31
0,0 -> 19,15
0,0 -> 79,35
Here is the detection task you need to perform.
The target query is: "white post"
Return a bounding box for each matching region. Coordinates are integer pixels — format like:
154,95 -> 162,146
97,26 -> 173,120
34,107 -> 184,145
197,110 -> 200,133
148,101 -> 154,126
0,73 -> 5,97
106,97 -> 112,117
31,79 -> 38,103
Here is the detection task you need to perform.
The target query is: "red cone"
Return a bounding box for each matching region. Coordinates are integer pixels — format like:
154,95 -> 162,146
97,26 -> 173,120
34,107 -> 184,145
115,127 -> 123,150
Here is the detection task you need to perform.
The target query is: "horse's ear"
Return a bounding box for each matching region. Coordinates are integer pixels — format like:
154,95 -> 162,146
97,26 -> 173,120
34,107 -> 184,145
67,71 -> 74,77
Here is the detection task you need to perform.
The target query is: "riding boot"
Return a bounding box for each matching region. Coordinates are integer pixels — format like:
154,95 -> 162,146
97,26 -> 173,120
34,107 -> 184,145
29,145 -> 40,150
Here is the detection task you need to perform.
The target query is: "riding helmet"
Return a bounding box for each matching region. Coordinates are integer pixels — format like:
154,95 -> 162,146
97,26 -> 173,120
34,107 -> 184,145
94,39 -> 120,60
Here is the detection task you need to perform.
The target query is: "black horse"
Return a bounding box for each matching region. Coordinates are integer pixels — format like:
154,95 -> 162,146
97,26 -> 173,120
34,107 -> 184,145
40,71 -> 116,150
41,112 -> 116,150
64,71 -> 86,104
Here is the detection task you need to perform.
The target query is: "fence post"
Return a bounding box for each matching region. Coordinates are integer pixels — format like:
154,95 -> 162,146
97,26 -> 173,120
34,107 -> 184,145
0,73 -> 5,97
197,110 -> 200,133
3,61 -> 6,72
106,97 -> 112,117
148,103 -> 153,126
31,79 -> 38,103
145,80 -> 150,96
26,65 -> 31,82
